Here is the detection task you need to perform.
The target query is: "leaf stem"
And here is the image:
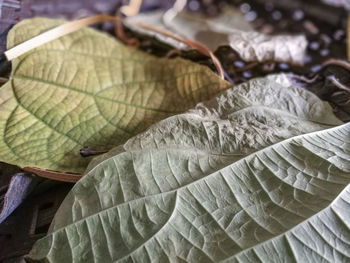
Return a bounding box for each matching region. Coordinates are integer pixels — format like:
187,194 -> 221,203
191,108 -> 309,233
4,14 -> 225,80
132,22 -> 225,79
322,59 -> 350,71
22,167 -> 82,183
80,147 -> 108,157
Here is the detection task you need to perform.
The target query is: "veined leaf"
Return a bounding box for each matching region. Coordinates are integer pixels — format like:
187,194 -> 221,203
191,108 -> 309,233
126,8 -> 307,64
28,75 -> 348,262
0,18 -> 230,173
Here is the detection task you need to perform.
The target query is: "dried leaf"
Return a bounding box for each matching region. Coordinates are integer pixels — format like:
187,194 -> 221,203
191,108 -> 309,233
126,8 -> 307,64
0,18 -> 230,173
28,74 -> 346,262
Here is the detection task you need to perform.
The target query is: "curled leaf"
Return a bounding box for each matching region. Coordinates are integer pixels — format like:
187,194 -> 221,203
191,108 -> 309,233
126,8 -> 308,65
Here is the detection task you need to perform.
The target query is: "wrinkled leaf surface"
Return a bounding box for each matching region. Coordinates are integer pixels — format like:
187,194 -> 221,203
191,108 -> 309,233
0,18 -> 230,173
28,75 -> 349,262
126,8 -> 307,64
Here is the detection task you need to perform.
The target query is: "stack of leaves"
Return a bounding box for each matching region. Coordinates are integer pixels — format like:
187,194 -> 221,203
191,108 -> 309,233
126,7 -> 307,65
0,18 -> 230,174
28,74 -> 350,261
0,2 -> 349,262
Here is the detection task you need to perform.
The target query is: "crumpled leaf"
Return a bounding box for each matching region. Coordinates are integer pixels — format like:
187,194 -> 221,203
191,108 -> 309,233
27,74 -> 347,262
0,17 -> 230,173
126,8 -> 307,65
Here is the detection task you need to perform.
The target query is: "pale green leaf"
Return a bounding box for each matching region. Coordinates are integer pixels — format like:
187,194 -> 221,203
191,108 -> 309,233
0,17 -> 230,173
126,8 -> 307,64
28,75 -> 349,262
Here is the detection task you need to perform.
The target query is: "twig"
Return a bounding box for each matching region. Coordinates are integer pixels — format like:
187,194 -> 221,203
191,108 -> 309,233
327,75 -> 350,93
289,74 -> 319,84
322,59 -> 350,71
4,14 -> 225,80
22,167 -> 82,183
121,0 -> 143,16
80,147 -> 108,157
114,11 -> 140,47
133,22 -> 224,79
163,0 -> 187,26
166,49 -> 182,58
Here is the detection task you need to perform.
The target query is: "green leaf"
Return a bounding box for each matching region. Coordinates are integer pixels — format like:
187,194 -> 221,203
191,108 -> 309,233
28,75 -> 348,262
0,18 -> 230,173
126,8 -> 307,64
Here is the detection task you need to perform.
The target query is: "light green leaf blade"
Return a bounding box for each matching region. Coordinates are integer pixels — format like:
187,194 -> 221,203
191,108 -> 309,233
0,18 -> 230,173
28,75 -> 349,262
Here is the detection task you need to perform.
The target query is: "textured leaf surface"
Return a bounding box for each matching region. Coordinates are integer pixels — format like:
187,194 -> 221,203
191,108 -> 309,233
126,8 -> 307,64
0,18 -> 230,173
28,75 -> 349,262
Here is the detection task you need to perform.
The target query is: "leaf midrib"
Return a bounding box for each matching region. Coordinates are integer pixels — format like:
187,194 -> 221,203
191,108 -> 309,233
49,124 -> 350,247
13,75 -> 180,114
219,184 -> 350,262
